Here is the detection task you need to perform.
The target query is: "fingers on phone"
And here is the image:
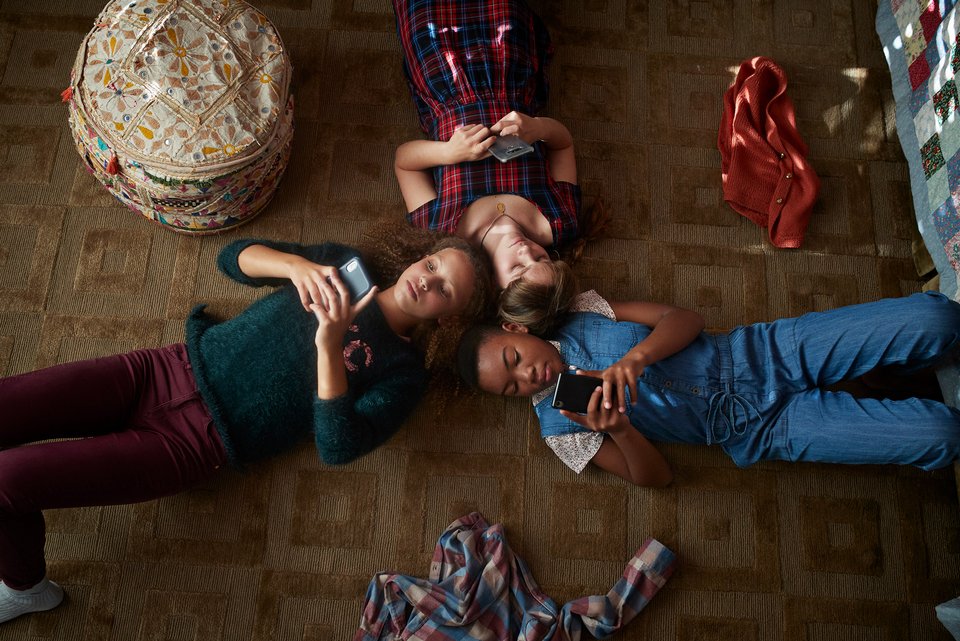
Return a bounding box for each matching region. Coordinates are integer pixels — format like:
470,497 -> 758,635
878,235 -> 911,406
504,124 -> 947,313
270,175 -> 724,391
329,274 -> 348,303
615,378 -> 627,413
626,381 -> 638,413
602,379 -> 613,410
318,276 -> 340,312
297,284 -> 312,311
497,111 -> 519,126
473,130 -> 493,148
462,123 -> 485,137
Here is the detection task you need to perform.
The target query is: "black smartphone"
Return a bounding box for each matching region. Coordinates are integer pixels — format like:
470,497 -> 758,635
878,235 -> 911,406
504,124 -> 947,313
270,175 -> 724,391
337,257 -> 373,303
488,134 -> 535,162
551,371 -> 603,414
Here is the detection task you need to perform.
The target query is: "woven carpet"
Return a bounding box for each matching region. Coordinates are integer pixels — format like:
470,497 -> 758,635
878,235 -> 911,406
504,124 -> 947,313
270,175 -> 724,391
1,0 -> 958,639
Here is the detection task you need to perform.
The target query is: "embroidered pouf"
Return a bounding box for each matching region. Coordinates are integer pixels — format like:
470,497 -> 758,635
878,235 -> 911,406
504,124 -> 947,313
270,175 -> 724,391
65,0 -> 294,234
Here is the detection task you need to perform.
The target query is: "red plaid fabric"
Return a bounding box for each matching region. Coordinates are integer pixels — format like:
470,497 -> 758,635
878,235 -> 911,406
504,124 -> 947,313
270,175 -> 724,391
393,0 -> 581,249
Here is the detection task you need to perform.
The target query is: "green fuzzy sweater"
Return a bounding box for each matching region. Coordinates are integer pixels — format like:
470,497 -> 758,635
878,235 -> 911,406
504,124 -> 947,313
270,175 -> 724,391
185,239 -> 427,466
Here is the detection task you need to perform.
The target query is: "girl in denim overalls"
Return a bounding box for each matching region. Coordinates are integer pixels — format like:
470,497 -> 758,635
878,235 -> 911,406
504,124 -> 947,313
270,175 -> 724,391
458,291 -> 960,486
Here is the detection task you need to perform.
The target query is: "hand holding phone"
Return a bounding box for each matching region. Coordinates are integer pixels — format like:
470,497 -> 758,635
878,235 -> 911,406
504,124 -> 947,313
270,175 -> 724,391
556,373 -> 633,438
312,259 -> 376,349
551,371 -> 603,414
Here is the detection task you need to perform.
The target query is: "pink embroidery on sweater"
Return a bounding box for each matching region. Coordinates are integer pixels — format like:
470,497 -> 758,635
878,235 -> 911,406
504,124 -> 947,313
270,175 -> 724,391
343,324 -> 373,372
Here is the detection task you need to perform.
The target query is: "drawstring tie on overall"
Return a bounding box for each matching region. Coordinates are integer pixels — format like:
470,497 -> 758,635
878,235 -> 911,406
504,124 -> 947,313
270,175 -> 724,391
707,334 -> 760,445
706,390 -> 760,444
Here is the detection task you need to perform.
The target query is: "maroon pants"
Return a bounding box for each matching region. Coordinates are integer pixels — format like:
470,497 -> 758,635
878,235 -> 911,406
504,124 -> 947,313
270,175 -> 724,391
0,344 -> 226,589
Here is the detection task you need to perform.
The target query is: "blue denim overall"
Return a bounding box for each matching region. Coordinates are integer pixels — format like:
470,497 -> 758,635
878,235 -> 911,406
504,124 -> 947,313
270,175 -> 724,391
534,292 -> 960,470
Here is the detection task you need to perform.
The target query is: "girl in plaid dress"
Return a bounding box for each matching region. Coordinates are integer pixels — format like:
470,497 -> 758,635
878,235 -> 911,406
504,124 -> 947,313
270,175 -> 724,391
392,0 -> 582,317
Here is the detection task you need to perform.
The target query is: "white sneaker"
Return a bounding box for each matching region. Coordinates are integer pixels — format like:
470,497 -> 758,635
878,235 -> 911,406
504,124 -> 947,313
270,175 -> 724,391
0,578 -> 64,624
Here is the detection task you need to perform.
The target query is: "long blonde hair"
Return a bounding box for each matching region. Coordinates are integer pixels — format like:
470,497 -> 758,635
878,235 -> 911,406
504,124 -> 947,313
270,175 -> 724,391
495,196 -> 609,335
497,260 -> 578,335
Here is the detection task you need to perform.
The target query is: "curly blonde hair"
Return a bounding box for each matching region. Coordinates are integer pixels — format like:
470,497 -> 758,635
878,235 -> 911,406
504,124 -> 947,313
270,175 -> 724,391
360,221 -> 494,370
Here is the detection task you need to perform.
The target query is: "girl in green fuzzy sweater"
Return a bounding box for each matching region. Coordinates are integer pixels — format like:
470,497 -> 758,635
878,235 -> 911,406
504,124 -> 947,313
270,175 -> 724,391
0,227 -> 492,624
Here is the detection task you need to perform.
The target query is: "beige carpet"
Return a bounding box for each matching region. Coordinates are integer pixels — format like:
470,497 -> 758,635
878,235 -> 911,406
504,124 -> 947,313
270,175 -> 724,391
1,0 -> 958,639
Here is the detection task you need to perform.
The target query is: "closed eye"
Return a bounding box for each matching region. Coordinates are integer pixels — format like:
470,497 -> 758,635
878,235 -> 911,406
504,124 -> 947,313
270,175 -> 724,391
501,346 -> 519,396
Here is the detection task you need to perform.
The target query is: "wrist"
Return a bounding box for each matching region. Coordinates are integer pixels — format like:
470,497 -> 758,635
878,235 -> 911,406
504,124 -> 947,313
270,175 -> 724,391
627,348 -> 650,369
535,117 -> 572,149
531,116 -> 546,142
315,330 -> 343,351
606,414 -> 632,435
317,374 -> 347,399
438,139 -> 455,165
284,254 -> 308,278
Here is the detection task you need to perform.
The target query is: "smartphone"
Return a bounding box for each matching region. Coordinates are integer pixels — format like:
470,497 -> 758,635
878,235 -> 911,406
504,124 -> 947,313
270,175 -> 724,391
551,371 -> 603,414
337,257 -> 373,303
488,134 -> 535,162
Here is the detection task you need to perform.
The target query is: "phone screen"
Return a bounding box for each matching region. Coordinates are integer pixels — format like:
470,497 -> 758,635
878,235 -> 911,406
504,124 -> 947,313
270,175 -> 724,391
489,134 -> 535,162
551,371 -> 602,414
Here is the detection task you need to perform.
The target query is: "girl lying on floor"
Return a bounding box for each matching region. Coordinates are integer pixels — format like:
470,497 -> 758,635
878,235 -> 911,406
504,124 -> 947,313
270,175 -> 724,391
0,228 -> 492,624
391,0 -> 600,335
457,290 -> 960,487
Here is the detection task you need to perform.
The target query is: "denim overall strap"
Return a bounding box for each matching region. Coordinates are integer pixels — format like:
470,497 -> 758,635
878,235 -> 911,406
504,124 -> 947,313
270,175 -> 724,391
706,334 -> 760,445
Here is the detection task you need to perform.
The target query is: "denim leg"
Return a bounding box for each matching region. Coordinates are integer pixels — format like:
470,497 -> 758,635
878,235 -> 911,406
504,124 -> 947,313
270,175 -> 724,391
782,291 -> 960,389
767,388 -> 960,469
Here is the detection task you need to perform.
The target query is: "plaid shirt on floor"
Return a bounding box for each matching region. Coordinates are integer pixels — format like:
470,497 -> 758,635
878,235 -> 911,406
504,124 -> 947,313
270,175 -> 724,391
393,0 -> 581,249
354,512 -> 676,641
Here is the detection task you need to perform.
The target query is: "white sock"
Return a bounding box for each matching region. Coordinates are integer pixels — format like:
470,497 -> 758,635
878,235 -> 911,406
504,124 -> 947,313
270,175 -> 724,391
0,578 -> 64,624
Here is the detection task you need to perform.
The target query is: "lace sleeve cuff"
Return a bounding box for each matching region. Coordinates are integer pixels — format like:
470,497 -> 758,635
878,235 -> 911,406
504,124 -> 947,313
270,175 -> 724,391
544,432 -> 604,473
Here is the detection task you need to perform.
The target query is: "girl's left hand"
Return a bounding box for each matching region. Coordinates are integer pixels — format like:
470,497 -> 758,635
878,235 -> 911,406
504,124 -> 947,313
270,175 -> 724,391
310,276 -> 377,349
577,354 -> 647,414
446,124 -> 496,162
490,111 -> 538,143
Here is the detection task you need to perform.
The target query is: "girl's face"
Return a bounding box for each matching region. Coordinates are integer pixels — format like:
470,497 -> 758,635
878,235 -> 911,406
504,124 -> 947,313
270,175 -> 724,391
475,330 -> 564,397
489,232 -> 552,289
394,248 -> 476,321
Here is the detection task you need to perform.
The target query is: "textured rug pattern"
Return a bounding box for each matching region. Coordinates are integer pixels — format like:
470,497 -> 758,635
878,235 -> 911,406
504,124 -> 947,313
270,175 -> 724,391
1,1 -> 958,639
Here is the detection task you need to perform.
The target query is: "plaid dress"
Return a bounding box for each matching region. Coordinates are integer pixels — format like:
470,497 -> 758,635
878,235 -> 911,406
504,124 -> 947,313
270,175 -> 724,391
393,0 -> 581,249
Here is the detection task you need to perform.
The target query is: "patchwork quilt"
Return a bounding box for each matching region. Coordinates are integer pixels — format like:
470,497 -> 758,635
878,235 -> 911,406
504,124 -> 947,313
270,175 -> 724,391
877,0 -> 960,403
